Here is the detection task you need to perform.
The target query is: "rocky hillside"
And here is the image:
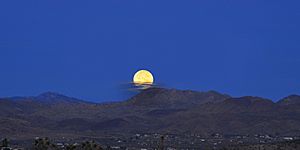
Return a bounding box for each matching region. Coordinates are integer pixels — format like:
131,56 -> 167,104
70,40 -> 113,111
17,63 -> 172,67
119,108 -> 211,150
0,88 -> 300,140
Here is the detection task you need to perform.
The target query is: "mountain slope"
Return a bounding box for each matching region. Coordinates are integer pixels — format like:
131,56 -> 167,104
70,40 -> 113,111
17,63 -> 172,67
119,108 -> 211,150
1,88 -> 300,139
126,88 -> 230,108
278,94 -> 300,103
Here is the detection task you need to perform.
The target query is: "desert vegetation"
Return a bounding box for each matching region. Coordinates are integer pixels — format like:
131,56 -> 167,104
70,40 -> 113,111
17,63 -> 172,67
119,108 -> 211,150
1,137 -> 300,150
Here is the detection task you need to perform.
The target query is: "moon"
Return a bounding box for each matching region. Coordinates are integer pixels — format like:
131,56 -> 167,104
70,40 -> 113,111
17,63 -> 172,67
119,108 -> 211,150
133,70 -> 154,86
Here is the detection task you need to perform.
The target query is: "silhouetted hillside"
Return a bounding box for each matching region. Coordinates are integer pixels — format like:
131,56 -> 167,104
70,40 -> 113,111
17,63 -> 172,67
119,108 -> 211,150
1,88 -> 300,140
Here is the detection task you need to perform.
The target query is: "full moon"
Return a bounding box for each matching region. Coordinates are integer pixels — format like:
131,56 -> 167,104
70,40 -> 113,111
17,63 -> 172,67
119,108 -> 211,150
133,70 -> 154,85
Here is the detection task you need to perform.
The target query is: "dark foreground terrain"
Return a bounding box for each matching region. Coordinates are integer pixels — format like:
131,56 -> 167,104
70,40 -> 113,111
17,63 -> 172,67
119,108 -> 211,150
1,88 -> 300,149
1,136 -> 300,150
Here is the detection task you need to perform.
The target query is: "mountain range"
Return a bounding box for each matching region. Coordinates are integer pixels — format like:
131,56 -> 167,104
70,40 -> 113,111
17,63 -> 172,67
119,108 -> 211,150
1,88 -> 300,140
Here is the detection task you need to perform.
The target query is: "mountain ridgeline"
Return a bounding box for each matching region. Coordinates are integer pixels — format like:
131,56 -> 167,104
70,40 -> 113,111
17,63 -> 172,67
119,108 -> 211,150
1,88 -> 300,140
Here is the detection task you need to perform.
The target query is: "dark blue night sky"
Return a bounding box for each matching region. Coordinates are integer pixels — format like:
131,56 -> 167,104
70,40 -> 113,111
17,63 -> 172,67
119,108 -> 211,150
1,1 -> 300,102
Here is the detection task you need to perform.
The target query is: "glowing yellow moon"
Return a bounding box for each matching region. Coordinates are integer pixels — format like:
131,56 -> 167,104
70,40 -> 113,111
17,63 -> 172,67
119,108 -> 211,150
133,70 -> 154,85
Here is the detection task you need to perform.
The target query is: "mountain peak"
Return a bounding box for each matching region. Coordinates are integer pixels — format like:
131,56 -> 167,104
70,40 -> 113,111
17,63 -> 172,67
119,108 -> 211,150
277,94 -> 300,105
37,92 -> 70,100
127,87 -> 230,108
35,92 -> 86,104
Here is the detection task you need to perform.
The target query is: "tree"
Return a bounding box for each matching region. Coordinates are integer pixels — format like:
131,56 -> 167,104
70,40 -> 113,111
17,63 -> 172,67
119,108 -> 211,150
158,135 -> 165,150
33,137 -> 58,150
1,138 -> 9,148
